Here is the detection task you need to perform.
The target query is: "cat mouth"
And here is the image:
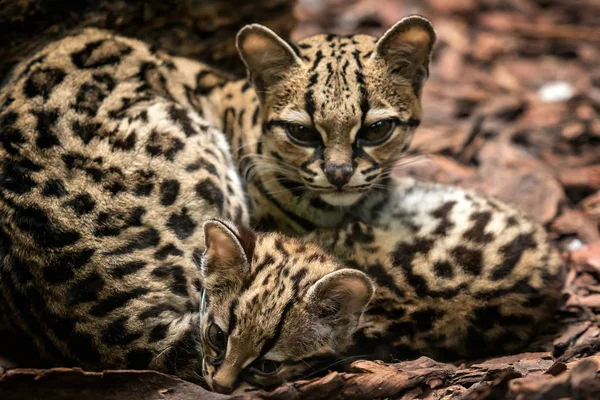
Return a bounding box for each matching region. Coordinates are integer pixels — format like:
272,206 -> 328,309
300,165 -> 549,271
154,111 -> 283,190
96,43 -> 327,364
318,191 -> 365,206
303,183 -> 370,206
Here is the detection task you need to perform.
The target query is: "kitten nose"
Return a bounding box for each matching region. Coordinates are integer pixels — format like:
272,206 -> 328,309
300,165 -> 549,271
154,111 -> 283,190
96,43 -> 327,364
212,380 -> 234,394
324,163 -> 354,189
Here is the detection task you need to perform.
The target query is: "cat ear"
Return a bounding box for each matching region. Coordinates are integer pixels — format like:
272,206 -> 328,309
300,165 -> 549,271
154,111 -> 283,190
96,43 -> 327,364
201,219 -> 255,290
306,269 -> 374,323
371,15 -> 436,92
236,24 -> 303,96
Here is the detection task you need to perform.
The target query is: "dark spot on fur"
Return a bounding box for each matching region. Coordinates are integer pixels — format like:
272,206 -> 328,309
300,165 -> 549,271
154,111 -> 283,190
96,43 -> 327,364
195,179 -> 224,213
152,265 -> 189,297
146,130 -> 185,161
32,109 -> 60,148
412,308 -> 443,331
149,324 -> 170,343
169,105 -> 198,137
166,208 -> 197,240
72,120 -> 101,144
0,161 -> 37,194
464,211 -> 494,243
71,39 -> 132,69
68,332 -> 102,364
0,111 -> 26,155
110,261 -> 147,279
13,205 -> 81,248
154,243 -> 184,260
491,233 -> 537,280
65,193 -> 96,215
138,303 -> 178,320
451,246 -> 483,276
44,248 -> 95,283
433,261 -> 454,279
74,83 -> 106,116
105,228 -> 160,256
23,68 -> 66,99
126,349 -> 154,369
113,131 -> 137,151
102,316 -> 142,345
431,201 -> 456,235
65,272 -> 105,305
160,179 -> 180,206
90,287 -> 150,317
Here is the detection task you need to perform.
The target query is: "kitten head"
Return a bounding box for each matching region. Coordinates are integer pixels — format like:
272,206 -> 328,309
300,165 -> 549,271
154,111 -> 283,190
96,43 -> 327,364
237,16 -> 435,207
199,219 -> 374,393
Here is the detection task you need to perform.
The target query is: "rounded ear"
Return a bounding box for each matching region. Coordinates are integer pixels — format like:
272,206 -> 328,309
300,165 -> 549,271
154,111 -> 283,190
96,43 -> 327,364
306,269 -> 375,321
201,219 -> 255,292
371,15 -> 436,92
236,24 -> 303,96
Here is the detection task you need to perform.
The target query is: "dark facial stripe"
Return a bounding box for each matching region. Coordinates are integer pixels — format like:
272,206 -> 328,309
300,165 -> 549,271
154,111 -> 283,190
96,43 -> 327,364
228,298 -> 239,333
324,63 -> 333,86
352,50 -> 363,69
311,50 -> 324,70
257,299 -> 294,360
356,72 -> 370,127
253,179 -> 316,232
304,89 -> 317,123
360,164 -> 380,175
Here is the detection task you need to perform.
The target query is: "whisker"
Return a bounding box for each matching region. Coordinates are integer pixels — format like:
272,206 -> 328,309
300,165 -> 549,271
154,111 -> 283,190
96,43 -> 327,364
299,354 -> 370,379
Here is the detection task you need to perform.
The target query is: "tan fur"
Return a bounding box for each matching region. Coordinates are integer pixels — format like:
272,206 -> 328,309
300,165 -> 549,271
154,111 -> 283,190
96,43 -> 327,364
0,17 -> 565,395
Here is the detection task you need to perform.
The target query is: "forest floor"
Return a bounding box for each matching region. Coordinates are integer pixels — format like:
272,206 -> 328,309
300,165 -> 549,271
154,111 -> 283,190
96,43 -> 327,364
2,0 -> 600,398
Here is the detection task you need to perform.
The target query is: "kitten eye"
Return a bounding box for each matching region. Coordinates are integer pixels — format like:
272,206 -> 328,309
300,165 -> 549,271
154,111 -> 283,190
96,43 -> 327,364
284,123 -> 321,146
358,119 -> 397,146
250,359 -> 283,376
207,322 -> 227,354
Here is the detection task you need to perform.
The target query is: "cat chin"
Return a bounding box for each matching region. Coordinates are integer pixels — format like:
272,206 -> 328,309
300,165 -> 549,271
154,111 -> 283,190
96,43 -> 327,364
319,192 -> 364,207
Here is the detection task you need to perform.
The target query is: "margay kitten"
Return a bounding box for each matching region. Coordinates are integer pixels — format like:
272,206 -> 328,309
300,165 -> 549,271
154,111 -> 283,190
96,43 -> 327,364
0,16 -> 563,395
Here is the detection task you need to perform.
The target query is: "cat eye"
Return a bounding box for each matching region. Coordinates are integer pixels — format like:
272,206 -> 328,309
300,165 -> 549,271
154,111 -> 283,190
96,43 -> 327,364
284,123 -> 321,146
249,359 -> 283,376
357,119 -> 398,146
206,322 -> 227,354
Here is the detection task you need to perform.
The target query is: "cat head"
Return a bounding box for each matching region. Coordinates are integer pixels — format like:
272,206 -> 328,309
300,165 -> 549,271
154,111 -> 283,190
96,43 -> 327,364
237,16 -> 435,207
199,219 -> 374,393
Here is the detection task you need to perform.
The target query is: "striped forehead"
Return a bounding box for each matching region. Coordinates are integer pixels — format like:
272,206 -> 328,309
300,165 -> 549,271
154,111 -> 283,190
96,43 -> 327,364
227,235 -> 333,344
297,34 -> 377,122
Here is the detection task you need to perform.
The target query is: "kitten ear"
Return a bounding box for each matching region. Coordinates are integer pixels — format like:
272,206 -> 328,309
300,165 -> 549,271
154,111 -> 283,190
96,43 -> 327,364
236,24 -> 303,96
201,219 -> 255,290
306,269 -> 374,323
371,15 -> 436,92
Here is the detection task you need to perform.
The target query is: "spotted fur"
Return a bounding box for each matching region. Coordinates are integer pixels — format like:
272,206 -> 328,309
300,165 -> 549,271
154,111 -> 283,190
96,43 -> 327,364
0,29 -> 373,391
0,17 -> 565,396
215,16 -> 435,234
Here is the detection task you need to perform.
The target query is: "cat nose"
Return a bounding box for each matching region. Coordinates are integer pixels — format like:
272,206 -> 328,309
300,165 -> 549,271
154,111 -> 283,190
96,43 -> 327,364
212,380 -> 234,394
323,163 -> 354,188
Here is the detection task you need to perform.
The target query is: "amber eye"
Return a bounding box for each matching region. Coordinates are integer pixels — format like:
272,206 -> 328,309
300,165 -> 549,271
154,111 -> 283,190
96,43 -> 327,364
250,359 -> 283,376
207,322 -> 227,354
357,119 -> 397,146
284,123 -> 321,146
